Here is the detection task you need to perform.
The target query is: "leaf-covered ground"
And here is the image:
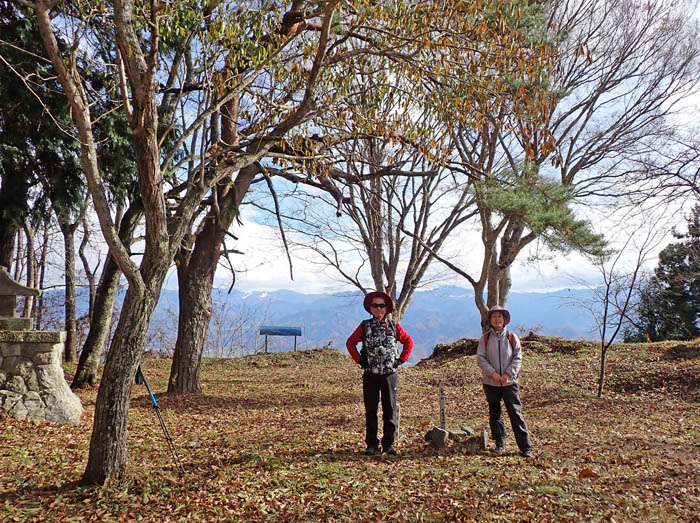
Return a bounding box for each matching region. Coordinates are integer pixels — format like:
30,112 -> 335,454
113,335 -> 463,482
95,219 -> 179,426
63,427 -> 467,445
2,339 -> 699,521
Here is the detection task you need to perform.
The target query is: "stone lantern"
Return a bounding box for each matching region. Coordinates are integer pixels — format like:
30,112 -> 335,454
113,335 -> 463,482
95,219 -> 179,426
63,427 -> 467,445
0,266 -> 82,424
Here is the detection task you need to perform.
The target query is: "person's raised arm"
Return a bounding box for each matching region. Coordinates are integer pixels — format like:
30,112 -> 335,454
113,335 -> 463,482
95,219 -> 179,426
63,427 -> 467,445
395,323 -> 413,363
346,324 -> 363,364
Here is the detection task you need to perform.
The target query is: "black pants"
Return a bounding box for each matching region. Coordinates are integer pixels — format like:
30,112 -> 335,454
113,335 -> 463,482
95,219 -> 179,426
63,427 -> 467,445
483,383 -> 532,452
362,371 -> 398,449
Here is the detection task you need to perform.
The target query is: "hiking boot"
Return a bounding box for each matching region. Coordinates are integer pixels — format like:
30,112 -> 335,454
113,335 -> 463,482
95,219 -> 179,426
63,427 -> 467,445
520,449 -> 533,459
383,446 -> 398,456
364,446 -> 379,456
492,442 -> 505,455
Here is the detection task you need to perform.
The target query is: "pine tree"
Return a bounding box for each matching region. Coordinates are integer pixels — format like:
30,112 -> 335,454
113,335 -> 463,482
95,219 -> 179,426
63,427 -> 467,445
626,205 -> 700,341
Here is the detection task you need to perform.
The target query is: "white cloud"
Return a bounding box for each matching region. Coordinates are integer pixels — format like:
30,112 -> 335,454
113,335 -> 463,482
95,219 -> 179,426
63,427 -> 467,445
203,216 -> 352,294
157,182 -> 692,298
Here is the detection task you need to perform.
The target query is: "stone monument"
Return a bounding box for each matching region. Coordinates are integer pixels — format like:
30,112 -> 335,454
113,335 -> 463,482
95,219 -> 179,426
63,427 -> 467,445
425,379 -> 487,453
0,266 -> 83,424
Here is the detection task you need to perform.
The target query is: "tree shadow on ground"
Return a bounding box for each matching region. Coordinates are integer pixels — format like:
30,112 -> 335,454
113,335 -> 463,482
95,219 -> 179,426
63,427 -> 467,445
130,390 -> 361,413
0,479 -> 98,509
662,343 -> 700,360
608,370 -> 700,401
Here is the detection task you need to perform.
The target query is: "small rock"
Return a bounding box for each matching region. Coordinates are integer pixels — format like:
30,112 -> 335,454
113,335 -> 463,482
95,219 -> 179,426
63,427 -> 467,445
460,425 -> 477,436
430,426 -> 449,448
447,429 -> 469,441
461,434 -> 485,455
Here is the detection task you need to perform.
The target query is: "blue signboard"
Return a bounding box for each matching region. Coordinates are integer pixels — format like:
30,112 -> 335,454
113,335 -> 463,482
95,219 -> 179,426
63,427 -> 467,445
259,326 -> 302,336
259,325 -> 303,352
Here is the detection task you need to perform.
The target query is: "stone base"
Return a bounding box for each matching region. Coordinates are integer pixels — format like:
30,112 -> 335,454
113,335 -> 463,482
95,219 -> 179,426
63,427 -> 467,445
425,425 -> 487,453
0,330 -> 83,424
0,317 -> 33,330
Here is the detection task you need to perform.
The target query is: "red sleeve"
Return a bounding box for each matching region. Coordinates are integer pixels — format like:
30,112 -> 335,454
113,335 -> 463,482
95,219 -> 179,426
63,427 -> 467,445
396,323 -> 413,363
346,323 -> 364,363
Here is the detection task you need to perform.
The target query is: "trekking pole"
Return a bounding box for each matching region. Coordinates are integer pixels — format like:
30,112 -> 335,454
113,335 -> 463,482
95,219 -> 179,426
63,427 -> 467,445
135,366 -> 185,476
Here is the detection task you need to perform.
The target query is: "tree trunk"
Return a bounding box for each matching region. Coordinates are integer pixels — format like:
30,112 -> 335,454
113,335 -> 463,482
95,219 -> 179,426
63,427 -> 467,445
79,217 -> 97,318
82,282 -> 160,484
0,221 -> 17,321
72,206 -> 140,389
168,240 -> 212,394
35,221 -> 50,329
498,265 -> 512,305
21,221 -> 36,319
597,347 -> 607,398
0,169 -> 28,270
168,167 -> 256,393
486,251 -> 500,307
57,216 -> 78,363
71,258 -> 120,388
0,225 -> 16,270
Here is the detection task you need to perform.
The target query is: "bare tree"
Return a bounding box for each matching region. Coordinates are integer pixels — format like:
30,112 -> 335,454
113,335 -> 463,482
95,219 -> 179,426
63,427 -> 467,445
72,205 -> 141,389
272,136 -> 477,322
586,223 -> 665,397
255,8 -> 556,320
437,0 -> 700,322
33,216 -> 55,330
20,220 -> 37,319
78,215 -> 101,319
205,292 -> 269,358
560,206 -> 670,396
622,133 -> 700,205
51,204 -> 82,362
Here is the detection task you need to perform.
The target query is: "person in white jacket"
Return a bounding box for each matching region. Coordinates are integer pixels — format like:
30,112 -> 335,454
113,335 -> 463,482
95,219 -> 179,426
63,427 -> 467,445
476,306 -> 533,458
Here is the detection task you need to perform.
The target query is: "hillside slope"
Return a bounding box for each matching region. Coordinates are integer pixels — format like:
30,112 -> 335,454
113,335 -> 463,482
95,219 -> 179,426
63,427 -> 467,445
2,339 -> 699,521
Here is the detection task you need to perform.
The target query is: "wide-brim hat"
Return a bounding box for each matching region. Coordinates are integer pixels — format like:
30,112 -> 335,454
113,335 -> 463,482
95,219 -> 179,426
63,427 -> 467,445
487,305 -> 510,325
363,291 -> 394,314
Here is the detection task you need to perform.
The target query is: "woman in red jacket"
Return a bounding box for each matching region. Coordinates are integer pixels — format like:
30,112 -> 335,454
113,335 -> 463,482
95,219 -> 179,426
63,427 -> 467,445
346,291 -> 413,456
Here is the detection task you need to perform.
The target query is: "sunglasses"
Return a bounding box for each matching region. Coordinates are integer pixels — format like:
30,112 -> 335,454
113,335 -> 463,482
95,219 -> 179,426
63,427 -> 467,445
370,303 -> 387,308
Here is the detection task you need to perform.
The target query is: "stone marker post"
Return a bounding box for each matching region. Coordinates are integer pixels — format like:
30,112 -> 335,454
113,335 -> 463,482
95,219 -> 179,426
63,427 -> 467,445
439,380 -> 446,430
426,378 -> 487,453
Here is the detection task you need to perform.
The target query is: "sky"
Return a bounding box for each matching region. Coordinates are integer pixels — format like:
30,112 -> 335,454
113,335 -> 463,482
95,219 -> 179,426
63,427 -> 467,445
186,198 -> 689,296
203,2 -> 700,298
49,191 -> 683,299
32,0 -> 700,299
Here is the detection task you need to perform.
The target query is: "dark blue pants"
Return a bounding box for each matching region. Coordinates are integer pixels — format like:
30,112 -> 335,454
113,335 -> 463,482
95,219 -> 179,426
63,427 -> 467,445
484,383 -> 532,452
363,371 -> 398,449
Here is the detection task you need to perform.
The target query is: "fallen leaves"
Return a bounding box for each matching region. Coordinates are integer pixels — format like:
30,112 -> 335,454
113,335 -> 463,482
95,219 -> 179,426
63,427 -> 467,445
1,343 -> 699,520
578,468 -> 600,480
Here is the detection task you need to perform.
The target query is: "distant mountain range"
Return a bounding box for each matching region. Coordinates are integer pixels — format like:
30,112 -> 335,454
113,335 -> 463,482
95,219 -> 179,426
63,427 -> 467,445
149,285 -> 601,364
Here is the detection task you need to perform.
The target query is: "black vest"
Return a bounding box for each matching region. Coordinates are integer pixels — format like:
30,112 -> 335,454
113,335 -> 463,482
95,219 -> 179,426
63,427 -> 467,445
361,318 -> 398,374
